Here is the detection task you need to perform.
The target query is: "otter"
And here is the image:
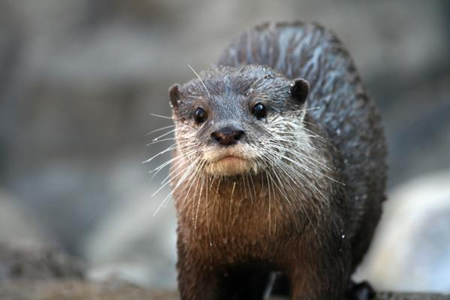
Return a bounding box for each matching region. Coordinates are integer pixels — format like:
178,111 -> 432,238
166,22 -> 387,300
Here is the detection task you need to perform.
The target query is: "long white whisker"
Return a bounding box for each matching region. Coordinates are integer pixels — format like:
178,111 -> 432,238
143,143 -> 177,164
150,113 -> 172,120
146,138 -> 177,146
187,64 -> 211,98
150,129 -> 177,142
145,125 -> 176,136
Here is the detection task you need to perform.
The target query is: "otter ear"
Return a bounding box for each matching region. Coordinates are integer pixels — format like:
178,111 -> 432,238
290,78 -> 309,105
168,84 -> 181,112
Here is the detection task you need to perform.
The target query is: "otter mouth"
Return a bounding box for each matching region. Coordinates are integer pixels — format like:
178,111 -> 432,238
204,150 -> 254,176
214,155 -> 246,163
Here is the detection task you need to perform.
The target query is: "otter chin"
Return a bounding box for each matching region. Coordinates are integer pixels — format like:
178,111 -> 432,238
205,155 -> 252,176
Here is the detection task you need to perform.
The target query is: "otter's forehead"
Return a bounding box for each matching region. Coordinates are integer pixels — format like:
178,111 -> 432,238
170,65 -> 308,123
182,65 -> 288,98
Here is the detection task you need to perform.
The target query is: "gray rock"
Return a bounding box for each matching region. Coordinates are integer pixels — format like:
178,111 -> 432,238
0,243 -> 84,282
0,190 -> 48,246
356,170 -> 450,293
83,181 -> 177,289
0,280 -> 449,300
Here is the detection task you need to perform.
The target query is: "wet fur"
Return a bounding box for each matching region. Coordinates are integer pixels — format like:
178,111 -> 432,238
168,22 -> 387,299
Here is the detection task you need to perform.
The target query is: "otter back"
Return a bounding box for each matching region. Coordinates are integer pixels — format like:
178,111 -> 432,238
219,21 -> 387,268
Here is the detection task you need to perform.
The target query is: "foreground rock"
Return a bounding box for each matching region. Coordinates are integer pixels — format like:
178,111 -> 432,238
0,280 -> 448,300
357,170 -> 450,293
1,243 -> 448,299
0,191 -> 49,246
0,280 -> 177,300
0,243 -> 83,281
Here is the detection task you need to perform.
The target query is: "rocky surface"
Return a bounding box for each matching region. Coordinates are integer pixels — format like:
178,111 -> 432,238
0,191 -> 48,246
0,280 -> 177,300
0,243 -> 84,282
0,243 -> 448,299
0,280 -> 448,300
83,183 -> 177,288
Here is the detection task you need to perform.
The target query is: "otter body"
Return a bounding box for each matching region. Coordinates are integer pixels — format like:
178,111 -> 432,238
168,22 -> 387,300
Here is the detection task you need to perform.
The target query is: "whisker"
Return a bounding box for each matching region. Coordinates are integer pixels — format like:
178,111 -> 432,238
187,64 -> 211,98
143,143 -> 177,164
150,113 -> 173,120
194,173 -> 207,229
146,137 -> 177,146
150,129 -> 177,142
145,125 -> 176,136
156,149 -> 198,183
153,156 -> 201,217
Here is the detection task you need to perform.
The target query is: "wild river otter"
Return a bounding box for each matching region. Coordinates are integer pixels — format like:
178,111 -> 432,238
166,21 -> 387,300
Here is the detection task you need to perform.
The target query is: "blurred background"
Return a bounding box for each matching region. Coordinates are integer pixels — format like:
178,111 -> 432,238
0,0 -> 449,294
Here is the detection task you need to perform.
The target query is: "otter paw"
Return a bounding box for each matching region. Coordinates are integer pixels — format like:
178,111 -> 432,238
345,281 -> 376,300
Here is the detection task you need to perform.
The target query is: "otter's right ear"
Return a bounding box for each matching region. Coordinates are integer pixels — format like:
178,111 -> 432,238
290,78 -> 309,105
168,84 -> 181,112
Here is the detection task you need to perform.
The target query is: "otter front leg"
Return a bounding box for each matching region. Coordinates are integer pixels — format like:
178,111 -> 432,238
287,241 -> 351,300
178,257 -> 269,300
177,262 -> 219,300
177,240 -> 220,300
288,260 -> 349,300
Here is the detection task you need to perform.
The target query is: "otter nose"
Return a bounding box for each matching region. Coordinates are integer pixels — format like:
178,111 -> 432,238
211,127 -> 245,146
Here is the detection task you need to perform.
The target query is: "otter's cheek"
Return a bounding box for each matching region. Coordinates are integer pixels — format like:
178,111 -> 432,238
205,157 -> 252,176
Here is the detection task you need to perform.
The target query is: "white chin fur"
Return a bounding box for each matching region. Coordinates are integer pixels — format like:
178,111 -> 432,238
205,157 -> 254,176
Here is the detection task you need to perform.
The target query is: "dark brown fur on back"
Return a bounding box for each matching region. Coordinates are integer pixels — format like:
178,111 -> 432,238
169,22 -> 387,300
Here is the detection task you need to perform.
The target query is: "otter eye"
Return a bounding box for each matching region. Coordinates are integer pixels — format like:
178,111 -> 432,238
252,103 -> 267,120
194,107 -> 207,124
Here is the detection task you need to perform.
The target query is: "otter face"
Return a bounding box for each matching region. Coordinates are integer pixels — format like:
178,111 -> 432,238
168,66 -> 309,177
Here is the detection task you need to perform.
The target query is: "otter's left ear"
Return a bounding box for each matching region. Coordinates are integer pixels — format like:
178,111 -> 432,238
291,78 -> 309,105
168,84 -> 181,112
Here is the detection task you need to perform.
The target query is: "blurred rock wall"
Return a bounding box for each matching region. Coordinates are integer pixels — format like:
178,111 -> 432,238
0,0 -> 449,291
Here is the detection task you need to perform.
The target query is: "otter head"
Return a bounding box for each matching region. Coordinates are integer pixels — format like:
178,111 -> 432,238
168,65 -> 309,177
